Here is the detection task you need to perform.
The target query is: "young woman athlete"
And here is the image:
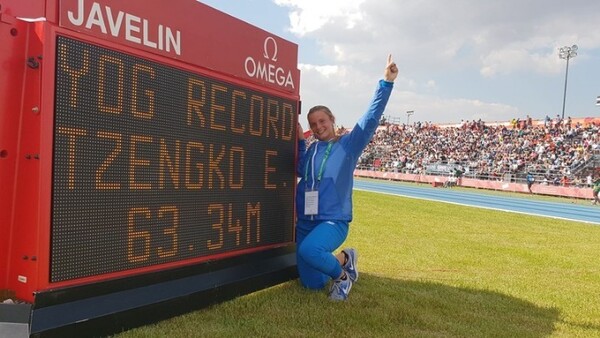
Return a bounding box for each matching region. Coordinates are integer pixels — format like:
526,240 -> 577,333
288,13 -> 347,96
295,55 -> 398,300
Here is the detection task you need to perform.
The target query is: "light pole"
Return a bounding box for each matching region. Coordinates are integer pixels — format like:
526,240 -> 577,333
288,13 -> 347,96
406,110 -> 414,125
558,44 -> 577,120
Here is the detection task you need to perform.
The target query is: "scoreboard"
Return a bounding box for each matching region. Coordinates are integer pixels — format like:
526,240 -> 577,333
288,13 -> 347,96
0,0 -> 300,335
52,36 -> 296,282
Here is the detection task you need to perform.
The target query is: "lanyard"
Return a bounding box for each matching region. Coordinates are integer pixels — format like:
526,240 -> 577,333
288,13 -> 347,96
305,141 -> 333,184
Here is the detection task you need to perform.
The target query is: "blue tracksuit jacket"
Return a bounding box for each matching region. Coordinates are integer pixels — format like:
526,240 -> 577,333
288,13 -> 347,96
296,80 -> 393,222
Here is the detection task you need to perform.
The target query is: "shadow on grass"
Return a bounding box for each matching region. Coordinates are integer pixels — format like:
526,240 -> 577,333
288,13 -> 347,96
117,273 -> 561,337
252,273 -> 561,337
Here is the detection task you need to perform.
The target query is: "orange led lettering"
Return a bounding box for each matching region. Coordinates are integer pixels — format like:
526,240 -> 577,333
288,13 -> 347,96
227,203 -> 243,246
266,99 -> 279,139
129,135 -> 153,190
131,63 -> 156,119
281,103 -> 295,141
264,150 -> 277,189
229,146 -> 244,189
57,126 -> 87,189
59,45 -> 90,108
96,131 -> 122,189
157,206 -> 179,258
230,90 -> 247,134
207,203 -> 224,250
98,54 -> 124,114
159,139 -> 180,189
249,95 -> 264,136
127,207 -> 151,263
210,84 -> 227,131
246,202 -> 261,243
208,144 -> 225,189
184,141 -> 204,189
187,78 -> 206,127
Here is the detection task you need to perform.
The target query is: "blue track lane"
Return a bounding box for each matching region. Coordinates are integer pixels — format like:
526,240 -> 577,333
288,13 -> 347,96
354,178 -> 599,225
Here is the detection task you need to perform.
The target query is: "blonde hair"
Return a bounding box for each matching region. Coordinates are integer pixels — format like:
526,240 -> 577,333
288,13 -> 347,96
307,105 -> 340,141
308,105 -> 335,123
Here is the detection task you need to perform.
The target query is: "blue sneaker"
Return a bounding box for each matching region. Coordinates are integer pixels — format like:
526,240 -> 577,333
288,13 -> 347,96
328,275 -> 353,301
342,248 -> 358,282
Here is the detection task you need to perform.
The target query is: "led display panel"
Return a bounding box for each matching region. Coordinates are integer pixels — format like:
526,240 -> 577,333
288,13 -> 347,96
51,36 -> 296,282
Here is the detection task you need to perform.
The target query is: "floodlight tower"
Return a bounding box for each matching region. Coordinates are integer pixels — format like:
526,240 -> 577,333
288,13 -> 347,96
558,45 -> 578,120
406,110 -> 414,125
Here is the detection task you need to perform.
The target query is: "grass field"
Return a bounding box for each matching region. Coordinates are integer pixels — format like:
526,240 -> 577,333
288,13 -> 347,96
115,189 -> 600,337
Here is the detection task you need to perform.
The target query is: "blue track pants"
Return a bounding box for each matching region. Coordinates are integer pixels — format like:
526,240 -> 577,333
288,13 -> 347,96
295,219 -> 348,289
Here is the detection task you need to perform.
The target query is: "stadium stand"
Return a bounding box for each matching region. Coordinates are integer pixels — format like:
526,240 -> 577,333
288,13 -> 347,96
347,116 -> 600,198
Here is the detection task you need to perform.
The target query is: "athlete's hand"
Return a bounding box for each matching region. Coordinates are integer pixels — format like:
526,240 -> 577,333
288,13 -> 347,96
298,123 -> 305,140
384,54 -> 398,82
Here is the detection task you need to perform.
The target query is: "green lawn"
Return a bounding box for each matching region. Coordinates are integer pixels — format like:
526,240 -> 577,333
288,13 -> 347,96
115,190 -> 600,337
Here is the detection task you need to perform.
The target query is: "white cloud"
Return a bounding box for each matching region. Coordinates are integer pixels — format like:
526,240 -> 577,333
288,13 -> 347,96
273,0 -> 366,36
273,0 -> 600,126
298,64 -> 339,78
425,80 -> 437,89
384,91 -> 519,125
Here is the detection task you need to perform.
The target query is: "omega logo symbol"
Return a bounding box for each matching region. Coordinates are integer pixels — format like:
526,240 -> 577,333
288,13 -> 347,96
245,36 -> 294,89
263,36 -> 278,62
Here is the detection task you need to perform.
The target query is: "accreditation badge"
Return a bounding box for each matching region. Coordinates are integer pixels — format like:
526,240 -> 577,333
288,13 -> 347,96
304,190 -> 319,215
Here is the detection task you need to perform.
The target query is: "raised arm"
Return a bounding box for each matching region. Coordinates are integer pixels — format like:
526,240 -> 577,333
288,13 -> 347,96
345,54 -> 398,153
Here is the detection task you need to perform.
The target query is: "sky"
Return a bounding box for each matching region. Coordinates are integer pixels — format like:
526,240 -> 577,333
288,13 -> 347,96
199,0 -> 600,129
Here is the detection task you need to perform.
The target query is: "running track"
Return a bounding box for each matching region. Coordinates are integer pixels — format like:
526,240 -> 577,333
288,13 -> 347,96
354,178 -> 599,225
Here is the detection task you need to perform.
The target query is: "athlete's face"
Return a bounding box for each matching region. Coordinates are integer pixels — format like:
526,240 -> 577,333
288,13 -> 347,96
308,110 -> 335,141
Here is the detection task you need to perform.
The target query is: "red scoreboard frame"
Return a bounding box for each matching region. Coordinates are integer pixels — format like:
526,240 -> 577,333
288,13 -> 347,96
0,0 -> 300,335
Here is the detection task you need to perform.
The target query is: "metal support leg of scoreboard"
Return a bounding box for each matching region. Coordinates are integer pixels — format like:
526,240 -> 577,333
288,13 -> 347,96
21,246 -> 296,337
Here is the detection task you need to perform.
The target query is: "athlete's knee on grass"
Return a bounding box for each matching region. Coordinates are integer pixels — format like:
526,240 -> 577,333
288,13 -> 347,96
300,275 -> 328,290
297,242 -> 341,279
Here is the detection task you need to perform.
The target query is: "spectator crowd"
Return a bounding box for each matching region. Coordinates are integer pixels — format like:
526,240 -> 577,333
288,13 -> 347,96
354,116 -> 600,186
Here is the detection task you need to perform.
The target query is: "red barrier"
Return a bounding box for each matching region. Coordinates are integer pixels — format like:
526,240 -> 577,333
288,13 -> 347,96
354,170 -> 594,200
